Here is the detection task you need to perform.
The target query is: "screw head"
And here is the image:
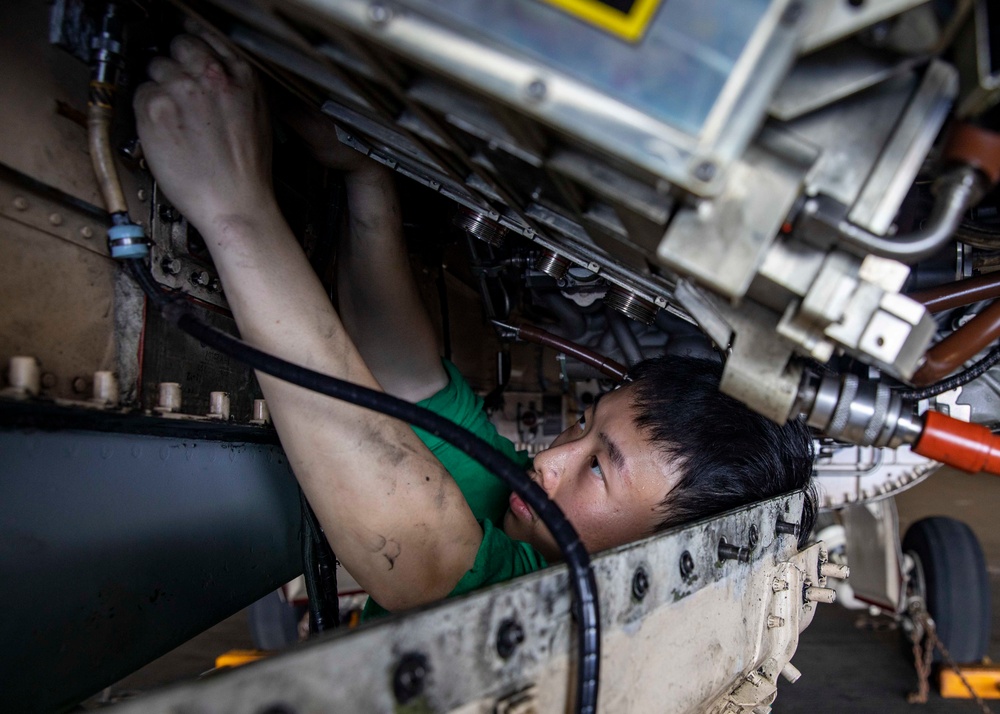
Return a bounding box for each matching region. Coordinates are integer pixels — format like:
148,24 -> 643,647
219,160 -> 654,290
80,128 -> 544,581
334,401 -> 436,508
679,550 -> 695,579
80,226 -> 94,239
12,196 -> 28,210
496,618 -> 525,659
781,0 -> 804,24
393,652 -> 429,704
158,204 -> 180,223
368,2 -> 392,24
631,566 -> 649,600
48,213 -> 64,226
693,161 -> 717,182
525,79 -> 547,101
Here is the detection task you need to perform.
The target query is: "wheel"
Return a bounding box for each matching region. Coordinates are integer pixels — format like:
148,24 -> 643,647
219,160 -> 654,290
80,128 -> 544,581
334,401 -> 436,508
902,516 -> 991,663
247,589 -> 303,651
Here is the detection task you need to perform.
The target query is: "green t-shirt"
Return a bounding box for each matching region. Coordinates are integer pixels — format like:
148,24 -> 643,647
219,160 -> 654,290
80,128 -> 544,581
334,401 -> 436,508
361,361 -> 548,619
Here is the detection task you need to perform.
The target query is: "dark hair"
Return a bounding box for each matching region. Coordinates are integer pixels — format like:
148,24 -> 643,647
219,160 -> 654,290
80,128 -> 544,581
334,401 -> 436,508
627,355 -> 816,546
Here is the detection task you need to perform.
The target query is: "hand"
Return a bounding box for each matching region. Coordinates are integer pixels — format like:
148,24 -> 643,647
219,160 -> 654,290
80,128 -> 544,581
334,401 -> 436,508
281,103 -> 381,179
134,26 -> 275,231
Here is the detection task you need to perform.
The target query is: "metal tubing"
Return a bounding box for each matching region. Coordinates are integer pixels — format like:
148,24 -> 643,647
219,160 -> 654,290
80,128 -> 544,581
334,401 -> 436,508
87,103 -> 128,215
515,323 -> 629,382
912,299 -> 1000,385
608,311 -> 644,367
908,272 -> 1000,313
838,166 -> 984,263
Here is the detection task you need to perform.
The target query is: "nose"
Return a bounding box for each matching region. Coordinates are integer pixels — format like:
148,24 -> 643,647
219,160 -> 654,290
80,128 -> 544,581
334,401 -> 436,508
532,439 -> 574,496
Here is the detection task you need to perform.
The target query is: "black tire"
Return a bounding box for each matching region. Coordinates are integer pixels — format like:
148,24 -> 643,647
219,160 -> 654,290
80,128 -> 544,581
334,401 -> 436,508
247,590 -> 301,651
902,516 -> 991,663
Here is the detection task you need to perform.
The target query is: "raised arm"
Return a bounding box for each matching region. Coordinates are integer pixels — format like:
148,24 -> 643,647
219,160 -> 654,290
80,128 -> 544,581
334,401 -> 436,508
283,109 -> 447,402
133,30 -> 480,611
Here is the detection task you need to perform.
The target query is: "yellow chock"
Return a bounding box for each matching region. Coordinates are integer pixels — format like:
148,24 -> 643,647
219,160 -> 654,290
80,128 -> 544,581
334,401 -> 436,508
214,649 -> 270,669
939,665 -> 1000,699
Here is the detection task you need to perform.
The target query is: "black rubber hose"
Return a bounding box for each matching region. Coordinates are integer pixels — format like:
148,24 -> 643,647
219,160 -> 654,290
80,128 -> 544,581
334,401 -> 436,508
127,259 -> 600,713
897,344 -> 1000,401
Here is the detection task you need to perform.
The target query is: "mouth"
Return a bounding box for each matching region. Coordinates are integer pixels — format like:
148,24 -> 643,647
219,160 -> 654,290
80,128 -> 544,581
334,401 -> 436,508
508,490 -> 534,523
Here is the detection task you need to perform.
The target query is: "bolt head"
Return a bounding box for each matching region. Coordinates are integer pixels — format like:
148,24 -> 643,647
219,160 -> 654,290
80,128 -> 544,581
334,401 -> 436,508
693,161 -> 717,182
631,566 -> 650,600
48,213 -> 64,226
781,0 -> 804,24
525,79 -> 547,101
496,618 -> 525,659
80,226 -> 94,239
368,2 -> 392,24
12,196 -> 28,210
393,653 -> 429,704
679,550 -> 695,579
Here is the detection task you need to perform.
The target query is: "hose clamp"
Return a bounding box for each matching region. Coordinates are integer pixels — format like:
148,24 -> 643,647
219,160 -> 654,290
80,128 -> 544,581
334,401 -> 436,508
107,223 -> 149,259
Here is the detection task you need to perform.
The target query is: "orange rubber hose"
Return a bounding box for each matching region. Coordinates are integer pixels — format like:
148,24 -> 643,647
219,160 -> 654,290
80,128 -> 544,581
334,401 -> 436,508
913,410 -> 1000,474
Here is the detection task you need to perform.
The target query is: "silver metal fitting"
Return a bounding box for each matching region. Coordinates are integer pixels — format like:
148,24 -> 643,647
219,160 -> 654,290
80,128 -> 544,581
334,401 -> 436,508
797,372 -> 920,447
534,250 -> 571,280
207,392 -> 230,421
250,398 -> 271,425
155,382 -> 182,413
604,285 -> 658,325
6,356 -> 40,397
91,371 -> 119,406
453,207 -> 507,247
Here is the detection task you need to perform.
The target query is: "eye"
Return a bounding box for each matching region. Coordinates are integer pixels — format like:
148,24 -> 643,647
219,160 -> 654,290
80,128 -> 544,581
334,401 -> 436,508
589,455 -> 604,479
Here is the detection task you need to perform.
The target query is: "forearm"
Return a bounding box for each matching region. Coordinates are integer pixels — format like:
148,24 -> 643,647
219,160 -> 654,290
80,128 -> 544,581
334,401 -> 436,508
202,205 -> 479,609
336,164 -> 447,402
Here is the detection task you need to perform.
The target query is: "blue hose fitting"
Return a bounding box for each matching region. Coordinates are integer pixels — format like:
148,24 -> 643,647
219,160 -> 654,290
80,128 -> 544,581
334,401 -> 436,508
107,222 -> 149,259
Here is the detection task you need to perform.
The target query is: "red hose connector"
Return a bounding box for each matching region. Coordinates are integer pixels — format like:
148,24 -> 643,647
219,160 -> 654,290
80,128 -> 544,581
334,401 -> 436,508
913,410 -> 1000,474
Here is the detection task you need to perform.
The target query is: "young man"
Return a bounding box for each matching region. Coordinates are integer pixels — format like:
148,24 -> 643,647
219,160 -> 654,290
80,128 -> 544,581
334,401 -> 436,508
134,30 -> 814,616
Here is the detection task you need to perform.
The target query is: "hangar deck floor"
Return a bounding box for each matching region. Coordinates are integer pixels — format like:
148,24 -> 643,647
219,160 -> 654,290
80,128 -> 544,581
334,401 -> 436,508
83,467 -> 1000,713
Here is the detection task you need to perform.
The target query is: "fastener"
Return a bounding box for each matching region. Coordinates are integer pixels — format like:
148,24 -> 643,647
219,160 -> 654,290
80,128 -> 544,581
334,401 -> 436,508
718,538 -> 750,563
631,566 -> 649,601
496,618 -> 525,659
393,652 -> 429,704
679,550 -> 695,579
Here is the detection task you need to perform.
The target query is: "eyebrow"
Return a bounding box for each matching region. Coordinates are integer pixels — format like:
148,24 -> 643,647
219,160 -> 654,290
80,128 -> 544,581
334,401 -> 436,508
591,392 -> 628,482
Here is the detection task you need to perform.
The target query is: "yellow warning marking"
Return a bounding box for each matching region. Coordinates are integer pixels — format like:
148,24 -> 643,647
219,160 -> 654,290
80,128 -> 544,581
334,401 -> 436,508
940,665 -> 1000,699
541,0 -> 663,42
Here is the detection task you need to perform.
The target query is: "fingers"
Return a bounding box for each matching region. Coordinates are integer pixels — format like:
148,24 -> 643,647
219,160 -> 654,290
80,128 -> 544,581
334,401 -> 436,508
170,33 -> 225,79
184,18 -> 237,61
180,19 -> 254,83
146,56 -> 185,84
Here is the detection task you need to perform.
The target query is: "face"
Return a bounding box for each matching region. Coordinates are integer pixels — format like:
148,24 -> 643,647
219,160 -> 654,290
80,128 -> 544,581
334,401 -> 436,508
503,385 -> 681,561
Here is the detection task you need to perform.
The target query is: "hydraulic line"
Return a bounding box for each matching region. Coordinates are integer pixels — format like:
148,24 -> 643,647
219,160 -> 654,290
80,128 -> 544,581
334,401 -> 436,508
912,300 -> 1000,386
797,370 -> 1000,475
897,344 -> 1000,401
913,410 -> 1000,474
909,273 -> 1000,313
87,3 -> 128,217
492,319 -> 629,382
835,165 -> 985,264
127,259 -> 601,714
607,312 -> 644,367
